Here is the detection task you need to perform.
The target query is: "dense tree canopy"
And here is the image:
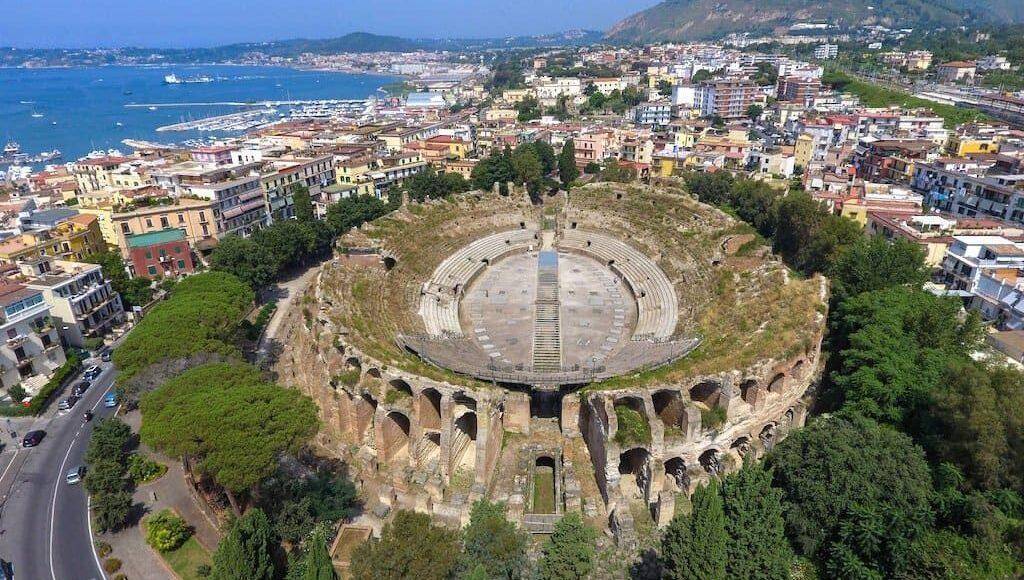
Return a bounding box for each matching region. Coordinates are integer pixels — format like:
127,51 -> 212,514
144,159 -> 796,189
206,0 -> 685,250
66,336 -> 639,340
404,166 -> 471,203
140,363 -> 318,504
459,500 -> 530,579
720,462 -> 793,579
768,412 -> 935,577
661,480 -> 727,580
537,512 -> 596,580
350,510 -> 459,580
211,508 -> 277,580
113,271 -> 253,380
827,236 -> 930,304
558,139 -> 579,190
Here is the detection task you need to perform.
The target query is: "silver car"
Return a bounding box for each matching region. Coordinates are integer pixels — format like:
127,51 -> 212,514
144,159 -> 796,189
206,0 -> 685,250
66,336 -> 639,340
65,466 -> 85,485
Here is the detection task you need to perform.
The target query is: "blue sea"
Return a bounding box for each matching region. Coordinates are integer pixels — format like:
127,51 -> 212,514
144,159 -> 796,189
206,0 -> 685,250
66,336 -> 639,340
0,65 -> 398,165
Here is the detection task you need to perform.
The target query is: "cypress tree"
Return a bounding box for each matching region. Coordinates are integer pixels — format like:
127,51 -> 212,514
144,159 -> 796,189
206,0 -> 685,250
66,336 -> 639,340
211,508 -> 276,580
302,524 -> 336,580
558,140 -> 579,190
720,461 -> 793,579
661,480 -> 727,580
538,511 -> 597,580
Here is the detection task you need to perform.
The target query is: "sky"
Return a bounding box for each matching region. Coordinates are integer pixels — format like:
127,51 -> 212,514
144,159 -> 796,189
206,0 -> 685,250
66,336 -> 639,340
1,0 -> 659,48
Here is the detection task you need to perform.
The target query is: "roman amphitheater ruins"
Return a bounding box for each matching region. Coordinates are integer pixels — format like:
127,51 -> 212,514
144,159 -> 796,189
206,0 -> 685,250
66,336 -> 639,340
275,182 -> 827,544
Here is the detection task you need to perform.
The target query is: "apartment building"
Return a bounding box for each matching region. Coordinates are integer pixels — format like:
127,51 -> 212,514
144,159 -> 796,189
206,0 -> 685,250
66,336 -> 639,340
125,229 -> 196,279
777,76 -> 821,107
20,257 -> 124,348
0,282 -> 65,395
814,44 -> 838,60
111,197 -> 217,254
936,61 -> 976,83
853,138 -> 938,183
632,102 -> 672,128
152,161 -> 267,238
260,154 -> 336,221
695,78 -> 762,120
913,162 -> 1024,224
69,156 -> 131,193
0,213 -> 105,264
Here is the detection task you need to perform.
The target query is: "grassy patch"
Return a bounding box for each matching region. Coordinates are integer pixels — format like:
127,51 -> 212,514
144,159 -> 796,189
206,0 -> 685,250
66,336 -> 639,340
531,466 -> 556,514
159,536 -> 212,580
701,406 -> 727,430
614,405 -> 651,446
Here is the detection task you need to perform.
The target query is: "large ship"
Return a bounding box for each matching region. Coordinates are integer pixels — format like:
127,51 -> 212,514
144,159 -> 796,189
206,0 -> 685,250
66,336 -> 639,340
164,73 -> 214,85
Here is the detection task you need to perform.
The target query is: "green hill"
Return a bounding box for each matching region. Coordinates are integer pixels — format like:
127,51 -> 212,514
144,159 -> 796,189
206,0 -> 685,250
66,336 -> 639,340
605,0 -> 992,43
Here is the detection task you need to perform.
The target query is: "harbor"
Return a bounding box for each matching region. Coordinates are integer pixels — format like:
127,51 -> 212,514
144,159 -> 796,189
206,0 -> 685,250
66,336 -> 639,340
149,98 -> 375,132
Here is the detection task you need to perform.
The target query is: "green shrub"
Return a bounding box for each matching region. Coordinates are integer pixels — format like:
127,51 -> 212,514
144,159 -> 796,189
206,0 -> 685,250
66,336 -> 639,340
145,509 -> 193,552
335,369 -> 361,388
127,453 -> 167,485
112,575 -> 127,580
701,406 -> 727,430
95,541 -> 112,558
103,558 -> 122,574
384,387 -> 411,405
614,404 -> 651,446
196,564 -> 212,577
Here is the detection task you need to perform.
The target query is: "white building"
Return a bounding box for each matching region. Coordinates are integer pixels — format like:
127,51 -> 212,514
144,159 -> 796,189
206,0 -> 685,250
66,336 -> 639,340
814,44 -> 839,60
977,55 -> 1012,71
941,236 -> 1024,294
0,282 -> 66,396
21,257 -> 124,349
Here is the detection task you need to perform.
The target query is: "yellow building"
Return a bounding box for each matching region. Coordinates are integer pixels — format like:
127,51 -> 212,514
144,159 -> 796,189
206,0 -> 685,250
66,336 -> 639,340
946,135 -> 999,156
0,214 -> 105,263
110,197 -> 217,254
501,89 -> 532,105
794,134 -> 815,169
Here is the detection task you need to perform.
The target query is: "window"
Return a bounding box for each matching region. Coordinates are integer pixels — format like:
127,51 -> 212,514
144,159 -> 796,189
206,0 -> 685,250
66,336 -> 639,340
177,213 -> 185,224
160,217 -> 169,228
145,218 -> 153,228
121,223 -> 131,234
147,266 -> 157,276
145,250 -> 152,259
158,249 -> 166,257
199,211 -> 207,222
6,328 -> 16,339
177,260 -> 186,269
173,246 -> 181,254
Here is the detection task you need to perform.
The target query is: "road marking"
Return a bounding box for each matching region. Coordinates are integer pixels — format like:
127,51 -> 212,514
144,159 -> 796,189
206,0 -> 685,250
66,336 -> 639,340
49,426 -> 80,580
0,450 -> 20,487
86,496 -> 107,580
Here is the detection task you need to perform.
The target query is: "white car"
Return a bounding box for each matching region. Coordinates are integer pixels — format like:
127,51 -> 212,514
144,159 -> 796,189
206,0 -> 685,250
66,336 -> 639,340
65,466 -> 85,485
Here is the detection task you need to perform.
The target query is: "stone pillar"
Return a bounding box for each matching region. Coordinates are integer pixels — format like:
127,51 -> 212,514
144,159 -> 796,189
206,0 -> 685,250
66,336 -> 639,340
718,375 -> 739,418
505,392 -> 531,435
682,406 -> 701,441
439,394 -> 455,484
746,385 -> 767,413
654,491 -> 676,528
561,393 -> 581,436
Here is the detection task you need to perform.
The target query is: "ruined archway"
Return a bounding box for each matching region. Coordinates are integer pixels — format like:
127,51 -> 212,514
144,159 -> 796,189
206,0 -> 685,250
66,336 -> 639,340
388,378 -> 413,402
699,448 -> 722,476
418,388 -> 442,431
382,411 -> 411,463
759,423 -> 777,452
416,431 -> 441,469
730,436 -> 751,458
768,373 -> 785,393
739,379 -> 758,404
614,396 -> 650,446
451,411 -> 478,473
355,393 -> 377,442
663,457 -> 689,492
652,389 -> 684,430
689,381 -> 721,407
618,447 -> 652,500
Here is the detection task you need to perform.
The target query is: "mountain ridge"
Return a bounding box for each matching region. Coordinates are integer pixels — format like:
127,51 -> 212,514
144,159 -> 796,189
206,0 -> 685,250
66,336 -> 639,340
605,0 -> 1018,43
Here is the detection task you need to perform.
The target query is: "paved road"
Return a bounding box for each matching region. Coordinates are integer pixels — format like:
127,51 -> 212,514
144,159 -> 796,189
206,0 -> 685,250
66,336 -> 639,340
0,360 -> 119,580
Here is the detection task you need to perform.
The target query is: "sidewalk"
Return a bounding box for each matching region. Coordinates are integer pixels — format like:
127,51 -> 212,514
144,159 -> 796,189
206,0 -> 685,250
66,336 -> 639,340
98,409 -> 223,579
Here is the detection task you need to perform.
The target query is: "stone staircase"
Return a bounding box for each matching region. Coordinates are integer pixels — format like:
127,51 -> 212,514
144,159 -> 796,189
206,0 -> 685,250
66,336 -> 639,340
532,251 -> 562,372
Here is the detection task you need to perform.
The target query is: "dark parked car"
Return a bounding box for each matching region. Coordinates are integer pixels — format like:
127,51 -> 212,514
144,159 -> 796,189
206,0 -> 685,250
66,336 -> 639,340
72,380 -> 91,397
22,430 -> 45,447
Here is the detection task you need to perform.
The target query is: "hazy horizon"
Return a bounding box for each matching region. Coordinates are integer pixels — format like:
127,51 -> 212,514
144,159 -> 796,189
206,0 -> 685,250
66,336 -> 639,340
1,0 -> 658,49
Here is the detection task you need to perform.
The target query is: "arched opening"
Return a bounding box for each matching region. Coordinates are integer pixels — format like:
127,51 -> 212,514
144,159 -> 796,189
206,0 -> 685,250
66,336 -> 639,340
663,457 -> 689,492
387,378 -> 413,402
652,390 -> 684,430
618,447 -> 651,499
614,396 -> 650,445
730,436 -> 751,458
382,411 -> 411,463
530,391 -> 562,419
783,407 -> 795,428
759,424 -> 777,452
382,256 -> 397,271
482,257 -> 490,266
689,381 -> 721,407
451,412 -> 478,473
740,379 -> 758,404
519,221 -> 526,229
768,373 -> 785,393
615,193 -> 623,200
791,359 -> 805,378
418,388 -> 442,431
345,357 -> 362,372
366,367 -> 382,379
355,393 -> 377,441
570,221 -> 577,229
416,431 -> 441,469
699,449 -> 722,475
531,456 -> 557,514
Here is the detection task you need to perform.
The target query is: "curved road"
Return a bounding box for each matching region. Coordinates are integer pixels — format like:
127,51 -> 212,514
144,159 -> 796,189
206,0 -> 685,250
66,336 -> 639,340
0,360 -> 118,580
